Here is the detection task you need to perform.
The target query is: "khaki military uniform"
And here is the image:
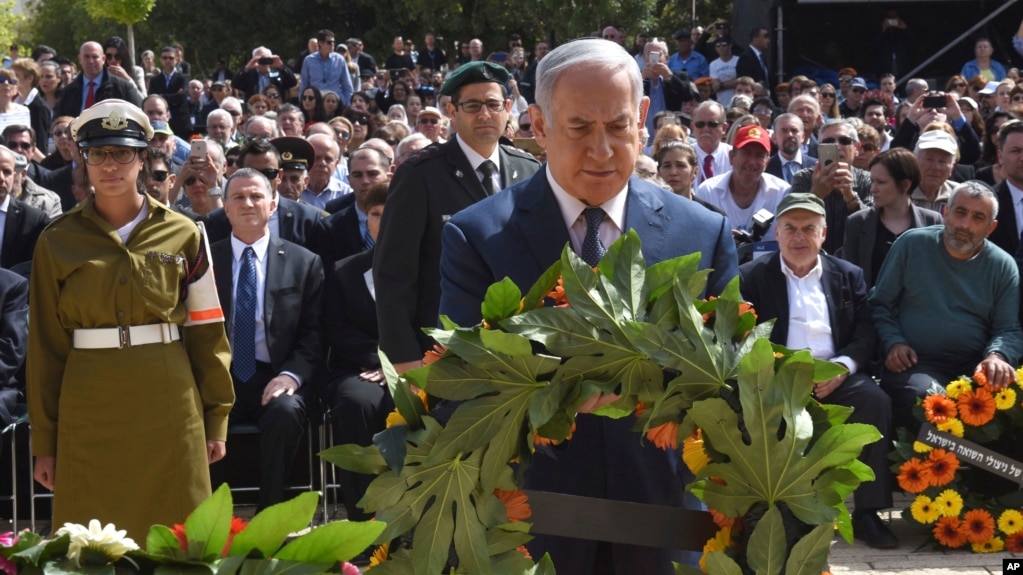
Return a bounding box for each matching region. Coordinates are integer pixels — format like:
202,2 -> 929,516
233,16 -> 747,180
28,194 -> 234,539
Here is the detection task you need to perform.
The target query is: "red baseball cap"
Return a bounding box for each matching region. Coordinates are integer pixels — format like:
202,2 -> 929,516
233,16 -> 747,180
733,125 -> 771,153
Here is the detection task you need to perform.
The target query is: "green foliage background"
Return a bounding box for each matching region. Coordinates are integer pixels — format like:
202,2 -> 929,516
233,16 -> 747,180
21,0 -> 731,77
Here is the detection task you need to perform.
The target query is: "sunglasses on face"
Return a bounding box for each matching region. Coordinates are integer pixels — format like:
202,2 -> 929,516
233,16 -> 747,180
860,145 -> 878,153
258,168 -> 280,179
185,176 -> 203,186
821,136 -> 855,146
52,129 -> 69,138
851,88 -> 866,94
335,130 -> 351,140
105,52 -> 120,61
519,123 -> 531,130
350,116 -> 369,125
821,92 -> 836,98
152,170 -> 169,182
266,93 -> 280,100
225,157 -> 238,167
693,121 -> 722,129
7,142 -> 31,151
0,77 -> 18,85
302,95 -> 316,101
419,117 -> 439,125
952,83 -> 966,89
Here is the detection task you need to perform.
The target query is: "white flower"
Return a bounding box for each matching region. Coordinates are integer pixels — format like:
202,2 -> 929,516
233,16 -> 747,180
55,520 -> 139,566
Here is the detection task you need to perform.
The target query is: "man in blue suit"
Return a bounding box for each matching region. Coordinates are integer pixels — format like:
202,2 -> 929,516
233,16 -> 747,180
439,38 -> 738,575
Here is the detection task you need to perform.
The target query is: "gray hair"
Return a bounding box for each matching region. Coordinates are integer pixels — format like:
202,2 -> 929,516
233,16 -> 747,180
820,118 -> 858,142
694,100 -> 726,119
788,94 -> 820,114
774,112 -> 803,130
252,46 -> 271,58
906,78 -> 929,98
207,109 -> 232,127
225,167 -> 273,197
535,39 -> 642,124
244,115 -> 278,138
396,132 -> 430,158
948,180 -> 999,219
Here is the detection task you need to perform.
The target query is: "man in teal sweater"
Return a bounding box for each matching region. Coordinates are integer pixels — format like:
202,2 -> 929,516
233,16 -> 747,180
870,181 -> 1023,428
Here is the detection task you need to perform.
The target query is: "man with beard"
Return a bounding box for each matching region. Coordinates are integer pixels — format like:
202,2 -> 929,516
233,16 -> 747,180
871,182 -> 1022,431
766,114 -> 816,184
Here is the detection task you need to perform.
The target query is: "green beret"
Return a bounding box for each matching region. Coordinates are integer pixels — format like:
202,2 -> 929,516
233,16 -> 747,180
439,61 -> 510,97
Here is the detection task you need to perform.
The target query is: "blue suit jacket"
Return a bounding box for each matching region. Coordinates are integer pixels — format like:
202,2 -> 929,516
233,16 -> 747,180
439,171 -> 737,574
440,172 -> 738,327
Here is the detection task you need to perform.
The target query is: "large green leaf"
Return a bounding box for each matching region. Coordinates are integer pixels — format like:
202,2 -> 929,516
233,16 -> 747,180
783,523 -> 834,575
520,259 -> 562,312
644,251 -> 702,302
228,491 -> 318,558
427,387 -> 535,469
319,443 -> 389,475
746,504 -> 784,575
596,230 -> 645,322
420,357 -> 499,400
358,471 -> 407,513
687,340 -> 880,528
274,520 -> 386,564
526,553 -> 557,575
557,247 -> 630,339
703,552 -> 743,575
184,484 -> 232,562
146,525 -> 188,560
481,277 -> 522,326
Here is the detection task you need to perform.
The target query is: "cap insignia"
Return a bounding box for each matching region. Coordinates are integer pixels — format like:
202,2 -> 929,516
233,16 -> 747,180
102,111 -> 129,131
282,151 -> 294,161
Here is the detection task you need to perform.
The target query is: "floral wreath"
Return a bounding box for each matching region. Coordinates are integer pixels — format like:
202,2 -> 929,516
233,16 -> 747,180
892,367 -> 1023,553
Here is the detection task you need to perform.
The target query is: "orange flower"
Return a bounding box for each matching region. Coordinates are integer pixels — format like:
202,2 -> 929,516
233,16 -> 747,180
963,509 -> 996,544
547,277 -> 569,307
422,344 -> 447,365
709,507 -> 735,529
495,488 -> 532,522
171,523 -> 187,550
517,545 -> 532,560
738,301 -> 757,320
1006,532 -> 1023,553
223,516 -> 248,555
925,449 -> 959,487
933,516 -> 968,548
922,395 -> 957,424
973,368 -> 991,390
958,387 -> 996,426
897,458 -> 932,493
634,401 -> 647,417
647,421 -> 680,450
534,422 -> 576,446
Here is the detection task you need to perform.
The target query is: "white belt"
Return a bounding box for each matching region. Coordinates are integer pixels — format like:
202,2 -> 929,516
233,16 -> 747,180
73,324 -> 181,349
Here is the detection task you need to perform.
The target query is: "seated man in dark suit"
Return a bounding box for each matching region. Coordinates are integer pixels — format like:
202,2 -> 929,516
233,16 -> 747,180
204,138 -> 322,249
739,192 -> 895,549
439,39 -> 737,575
314,147 -> 392,269
210,168 -> 324,510
323,181 -> 392,521
765,113 -> 816,184
0,146 -> 49,269
0,267 -> 27,428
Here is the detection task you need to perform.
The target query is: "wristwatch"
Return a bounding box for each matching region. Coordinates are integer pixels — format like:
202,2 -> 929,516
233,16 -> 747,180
208,187 -> 223,197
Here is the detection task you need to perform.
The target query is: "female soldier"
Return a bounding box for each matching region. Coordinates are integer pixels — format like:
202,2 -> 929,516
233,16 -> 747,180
28,99 -> 234,539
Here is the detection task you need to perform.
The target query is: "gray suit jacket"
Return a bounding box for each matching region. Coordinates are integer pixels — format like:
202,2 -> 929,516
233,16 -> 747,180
212,235 -> 325,385
374,137 -> 541,364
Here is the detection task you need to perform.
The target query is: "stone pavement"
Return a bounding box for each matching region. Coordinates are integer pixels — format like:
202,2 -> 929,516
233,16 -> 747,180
829,493 -> 1013,575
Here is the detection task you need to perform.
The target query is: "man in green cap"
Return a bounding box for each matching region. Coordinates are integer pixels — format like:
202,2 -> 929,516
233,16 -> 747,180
739,192 -> 896,549
373,60 -> 540,373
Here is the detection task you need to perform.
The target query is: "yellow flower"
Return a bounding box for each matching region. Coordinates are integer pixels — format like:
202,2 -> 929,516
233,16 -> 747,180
366,543 -> 389,571
1016,367 -> 1023,384
699,527 -> 731,572
972,536 -> 1004,553
913,441 -> 932,453
999,510 -> 1023,535
911,495 -> 940,524
937,418 -> 964,438
946,378 -> 972,399
683,433 -> 710,474
996,387 -> 1017,410
385,409 -> 406,428
934,489 -> 964,517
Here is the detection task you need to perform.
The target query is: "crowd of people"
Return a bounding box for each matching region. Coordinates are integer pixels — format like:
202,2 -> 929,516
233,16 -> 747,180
1,16 -> 1023,572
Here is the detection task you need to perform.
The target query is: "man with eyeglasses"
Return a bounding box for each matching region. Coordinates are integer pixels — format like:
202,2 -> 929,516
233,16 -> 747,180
233,46 -> 296,102
55,41 -> 141,118
300,30 -> 353,107
374,61 -> 540,374
691,100 -> 731,187
315,146 -> 392,269
791,119 -> 873,254
415,106 -> 445,142
839,77 -> 868,119
142,95 -> 191,166
709,36 -> 738,107
735,26 -> 771,87
9,149 -> 61,218
173,139 -> 225,217
2,125 -> 55,191
148,46 -> 190,139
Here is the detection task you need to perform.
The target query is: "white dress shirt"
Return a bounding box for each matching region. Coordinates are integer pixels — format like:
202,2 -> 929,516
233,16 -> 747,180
694,143 -> 733,187
694,171 -> 790,240
780,255 -> 857,373
547,165 -> 627,254
456,133 -> 502,192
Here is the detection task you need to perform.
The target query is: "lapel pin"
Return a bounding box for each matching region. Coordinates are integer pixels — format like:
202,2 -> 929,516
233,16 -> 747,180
512,169 -> 518,179
278,250 -> 285,255
455,169 -> 463,178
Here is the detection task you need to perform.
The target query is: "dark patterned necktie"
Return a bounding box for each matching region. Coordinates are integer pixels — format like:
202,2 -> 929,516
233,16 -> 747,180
478,159 -> 498,196
233,247 -> 257,382
581,207 -> 606,267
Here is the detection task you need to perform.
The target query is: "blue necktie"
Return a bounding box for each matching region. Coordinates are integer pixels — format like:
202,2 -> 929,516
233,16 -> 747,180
581,207 -> 606,267
362,227 -> 375,250
233,247 -> 257,382
784,161 -> 798,184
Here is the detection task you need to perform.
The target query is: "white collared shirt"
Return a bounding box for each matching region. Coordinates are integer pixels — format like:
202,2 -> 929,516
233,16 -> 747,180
547,165 -> 628,254
1006,180 -> 1023,236
115,200 -> 148,244
456,133 -> 501,192
230,233 -> 271,366
694,143 -> 733,187
694,171 -> 790,240
0,193 -> 10,254
780,255 -> 857,374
